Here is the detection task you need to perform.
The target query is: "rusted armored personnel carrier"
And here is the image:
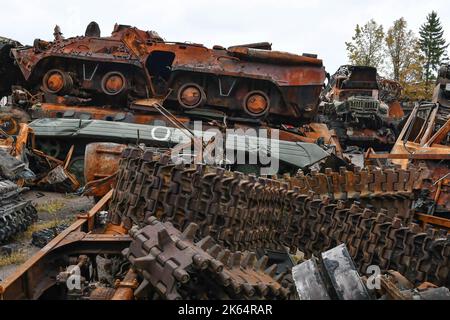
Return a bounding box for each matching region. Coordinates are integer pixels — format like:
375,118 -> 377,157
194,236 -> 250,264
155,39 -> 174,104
319,65 -> 403,150
1,22 -> 325,125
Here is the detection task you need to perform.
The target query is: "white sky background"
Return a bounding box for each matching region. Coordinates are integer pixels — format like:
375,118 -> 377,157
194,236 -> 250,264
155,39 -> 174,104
1,0 -> 449,74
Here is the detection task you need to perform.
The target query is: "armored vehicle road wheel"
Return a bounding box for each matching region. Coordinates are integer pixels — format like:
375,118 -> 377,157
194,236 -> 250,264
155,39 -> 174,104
243,90 -> 270,117
177,83 -> 207,109
42,69 -> 73,95
101,71 -> 127,96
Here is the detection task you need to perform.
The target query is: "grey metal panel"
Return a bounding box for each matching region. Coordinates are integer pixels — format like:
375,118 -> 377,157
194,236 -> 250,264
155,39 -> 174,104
292,257 -> 330,300
321,244 -> 371,300
30,118 -> 330,168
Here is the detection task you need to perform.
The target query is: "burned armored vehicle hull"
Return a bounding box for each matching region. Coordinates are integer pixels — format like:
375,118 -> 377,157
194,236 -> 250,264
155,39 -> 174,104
1,23 -> 325,126
319,65 -> 403,150
0,37 -> 23,99
0,22 -> 334,182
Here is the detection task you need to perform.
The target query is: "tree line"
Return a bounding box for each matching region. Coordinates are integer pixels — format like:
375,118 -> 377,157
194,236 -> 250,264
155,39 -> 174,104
345,11 -> 448,100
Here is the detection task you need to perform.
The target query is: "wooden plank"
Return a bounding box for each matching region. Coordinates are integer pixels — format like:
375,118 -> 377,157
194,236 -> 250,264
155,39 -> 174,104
367,153 -> 450,160
416,213 -> 450,229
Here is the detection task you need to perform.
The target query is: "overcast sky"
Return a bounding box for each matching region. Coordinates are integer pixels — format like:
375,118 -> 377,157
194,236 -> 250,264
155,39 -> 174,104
1,0 -> 449,73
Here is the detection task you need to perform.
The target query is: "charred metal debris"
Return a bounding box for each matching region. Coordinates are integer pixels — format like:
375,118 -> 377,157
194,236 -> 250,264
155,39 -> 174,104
0,22 -> 449,300
0,179 -> 37,243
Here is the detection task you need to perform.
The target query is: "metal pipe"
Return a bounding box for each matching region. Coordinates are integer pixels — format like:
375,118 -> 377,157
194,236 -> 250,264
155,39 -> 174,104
111,269 -> 138,300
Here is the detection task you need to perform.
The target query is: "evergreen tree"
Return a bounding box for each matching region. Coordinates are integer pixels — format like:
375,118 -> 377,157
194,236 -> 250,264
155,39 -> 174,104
418,11 -> 449,94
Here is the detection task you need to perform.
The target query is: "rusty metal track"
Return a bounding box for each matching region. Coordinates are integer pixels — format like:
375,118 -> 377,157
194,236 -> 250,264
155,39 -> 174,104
124,217 -> 294,300
0,179 -> 37,243
109,147 -> 449,287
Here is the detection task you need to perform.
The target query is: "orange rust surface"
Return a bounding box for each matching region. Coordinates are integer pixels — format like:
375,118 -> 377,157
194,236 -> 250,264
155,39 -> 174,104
369,104 -> 450,216
104,74 -> 124,93
84,143 -> 126,197
388,101 -> 405,118
0,123 -> 31,157
416,213 -> 450,230
37,103 -> 190,125
104,223 -> 128,235
47,72 -> 64,92
111,269 -> 138,300
11,24 -> 326,123
389,141 -> 450,169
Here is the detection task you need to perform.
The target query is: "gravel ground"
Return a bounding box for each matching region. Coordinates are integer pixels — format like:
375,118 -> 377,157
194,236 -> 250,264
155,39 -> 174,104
0,191 -> 94,282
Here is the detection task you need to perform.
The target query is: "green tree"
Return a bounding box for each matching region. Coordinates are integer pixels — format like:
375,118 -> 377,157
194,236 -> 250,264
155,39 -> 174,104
346,19 -> 385,69
385,18 -> 427,100
385,18 -> 416,81
419,11 -> 449,94
399,41 -> 428,100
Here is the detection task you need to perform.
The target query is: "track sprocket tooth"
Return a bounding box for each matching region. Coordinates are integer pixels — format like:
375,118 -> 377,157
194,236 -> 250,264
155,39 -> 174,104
181,222 -> 199,241
256,256 -> 269,271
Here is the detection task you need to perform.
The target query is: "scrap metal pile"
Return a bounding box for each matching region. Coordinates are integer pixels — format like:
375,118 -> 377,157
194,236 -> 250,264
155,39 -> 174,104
0,23 -> 324,125
107,147 -> 449,290
0,23 -> 449,301
0,122 -> 78,242
367,63 -> 450,225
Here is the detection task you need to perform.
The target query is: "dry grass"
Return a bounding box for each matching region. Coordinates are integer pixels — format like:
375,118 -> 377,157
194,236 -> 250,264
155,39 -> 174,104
0,250 -> 27,267
36,199 -> 66,214
0,199 -> 77,269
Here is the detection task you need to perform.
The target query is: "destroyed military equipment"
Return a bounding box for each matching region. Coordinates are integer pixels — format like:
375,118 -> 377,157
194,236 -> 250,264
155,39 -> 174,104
30,119 -> 329,172
124,218 -> 295,300
435,64 -> 450,119
1,22 -> 334,177
0,22 -> 325,126
0,122 -> 80,192
0,21 -> 449,302
292,244 -> 450,300
319,65 -> 403,150
0,144 -> 449,300
0,148 -> 35,182
367,64 -> 450,229
0,38 -> 22,99
0,179 -> 37,243
107,147 -> 449,287
31,223 -> 70,248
